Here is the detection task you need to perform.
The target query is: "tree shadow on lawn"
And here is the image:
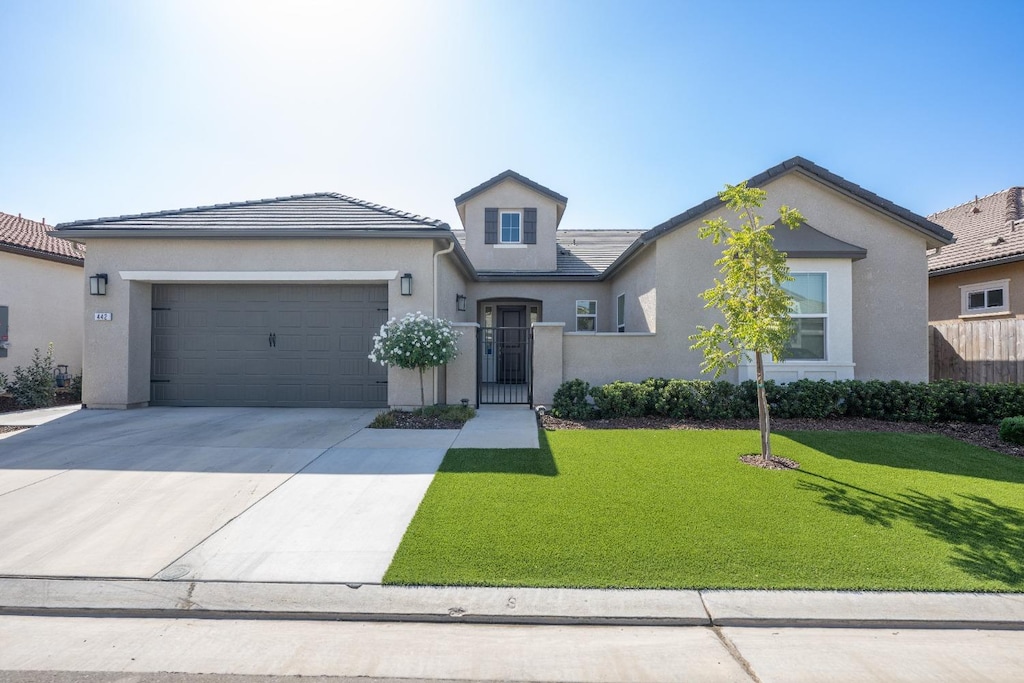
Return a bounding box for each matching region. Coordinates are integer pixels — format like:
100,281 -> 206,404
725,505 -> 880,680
780,430 -> 1024,485
798,471 -> 1024,587
438,429 -> 558,476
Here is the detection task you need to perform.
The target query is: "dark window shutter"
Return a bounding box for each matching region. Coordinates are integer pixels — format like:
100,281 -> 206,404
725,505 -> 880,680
484,208 -> 498,244
524,208 -> 537,244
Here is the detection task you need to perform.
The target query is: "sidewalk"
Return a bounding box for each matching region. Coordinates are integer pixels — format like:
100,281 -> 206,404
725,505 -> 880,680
0,404 -> 1021,632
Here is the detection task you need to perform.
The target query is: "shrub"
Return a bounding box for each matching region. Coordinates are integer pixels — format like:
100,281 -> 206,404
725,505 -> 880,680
653,379 -> 751,420
0,371 -> 7,393
589,380 -> 655,418
8,345 -> 56,409
998,416 -> 1024,445
65,374 -> 83,403
551,379 -> 595,420
369,411 -> 397,428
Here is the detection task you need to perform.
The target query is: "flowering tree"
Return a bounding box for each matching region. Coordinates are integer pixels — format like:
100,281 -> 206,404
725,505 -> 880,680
369,312 -> 461,407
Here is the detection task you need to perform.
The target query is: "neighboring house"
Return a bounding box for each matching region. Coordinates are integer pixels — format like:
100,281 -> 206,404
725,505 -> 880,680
54,157 -> 952,410
926,187 -> 1024,382
0,212 -> 85,381
928,188 -> 1024,321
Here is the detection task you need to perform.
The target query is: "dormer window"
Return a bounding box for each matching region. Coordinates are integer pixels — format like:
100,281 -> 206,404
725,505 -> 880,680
501,211 -> 521,243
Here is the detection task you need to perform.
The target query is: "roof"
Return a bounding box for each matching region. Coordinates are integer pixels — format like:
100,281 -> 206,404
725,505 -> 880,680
0,212 -> 85,265
55,193 -> 450,236
453,170 -> 568,206
638,156 -> 953,248
772,219 -> 867,261
927,187 -> 1024,275
449,229 -> 641,279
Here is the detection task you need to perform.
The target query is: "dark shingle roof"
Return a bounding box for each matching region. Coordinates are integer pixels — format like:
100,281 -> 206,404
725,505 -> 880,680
454,170 -> 568,206
639,156 -> 953,247
55,193 -> 448,233
927,188 -> 1024,274
556,230 -> 644,276
448,229 -> 641,279
0,212 -> 85,265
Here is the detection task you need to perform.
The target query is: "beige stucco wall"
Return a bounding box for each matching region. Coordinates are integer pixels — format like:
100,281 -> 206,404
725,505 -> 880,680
78,236 -> 452,409
605,242 -> 657,332
468,281 -> 611,330
761,172 -> 932,381
559,171 -> 934,388
0,251 -> 83,380
459,179 -> 560,272
929,262 -> 1024,322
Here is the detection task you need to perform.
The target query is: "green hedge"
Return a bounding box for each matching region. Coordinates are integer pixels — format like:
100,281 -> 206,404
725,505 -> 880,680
550,377 -> 1024,424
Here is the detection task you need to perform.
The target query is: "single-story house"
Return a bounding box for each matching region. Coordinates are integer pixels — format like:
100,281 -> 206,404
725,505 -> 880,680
54,157 -> 952,410
0,211 -> 84,379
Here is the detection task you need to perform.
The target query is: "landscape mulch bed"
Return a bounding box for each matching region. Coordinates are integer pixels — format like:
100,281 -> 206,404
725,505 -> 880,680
385,411 -> 467,430
539,414 -> 1024,460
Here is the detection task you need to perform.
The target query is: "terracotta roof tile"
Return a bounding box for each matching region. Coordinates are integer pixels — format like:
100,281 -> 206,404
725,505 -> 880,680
927,187 -> 1024,273
0,211 -> 85,263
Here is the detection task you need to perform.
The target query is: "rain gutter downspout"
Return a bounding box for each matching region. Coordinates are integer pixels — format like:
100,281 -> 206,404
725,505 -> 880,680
432,238 -> 456,404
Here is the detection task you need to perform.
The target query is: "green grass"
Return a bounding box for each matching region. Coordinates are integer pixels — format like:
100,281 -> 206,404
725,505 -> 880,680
384,429 -> 1024,591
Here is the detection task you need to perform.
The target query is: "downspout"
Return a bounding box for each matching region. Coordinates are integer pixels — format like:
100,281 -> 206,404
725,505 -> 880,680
432,238 -> 456,404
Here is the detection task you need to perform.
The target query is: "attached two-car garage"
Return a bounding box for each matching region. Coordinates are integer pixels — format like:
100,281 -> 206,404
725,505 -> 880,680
150,283 -> 388,408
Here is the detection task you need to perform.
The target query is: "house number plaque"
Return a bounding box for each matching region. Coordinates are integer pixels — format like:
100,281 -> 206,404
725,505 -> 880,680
94,312 -> 113,321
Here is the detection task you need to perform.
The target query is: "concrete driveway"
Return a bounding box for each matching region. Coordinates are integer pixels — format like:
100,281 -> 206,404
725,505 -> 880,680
0,407 -> 457,584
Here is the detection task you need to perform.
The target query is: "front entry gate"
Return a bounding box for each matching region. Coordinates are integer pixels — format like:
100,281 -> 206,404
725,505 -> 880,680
478,326 -> 533,405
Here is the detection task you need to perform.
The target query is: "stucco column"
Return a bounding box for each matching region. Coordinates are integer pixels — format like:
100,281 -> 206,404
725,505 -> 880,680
445,322 -> 479,406
83,278 -> 151,409
532,322 -> 564,407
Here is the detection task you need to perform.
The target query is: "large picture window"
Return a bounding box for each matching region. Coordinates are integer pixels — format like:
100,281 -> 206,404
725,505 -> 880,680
500,211 -> 521,243
576,300 -> 596,331
783,273 -> 827,360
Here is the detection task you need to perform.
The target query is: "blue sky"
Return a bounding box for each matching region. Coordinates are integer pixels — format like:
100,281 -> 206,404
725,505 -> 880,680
1,0 -> 1021,231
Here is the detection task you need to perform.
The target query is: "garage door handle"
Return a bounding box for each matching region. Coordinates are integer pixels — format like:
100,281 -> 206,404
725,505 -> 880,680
272,333 -> 277,347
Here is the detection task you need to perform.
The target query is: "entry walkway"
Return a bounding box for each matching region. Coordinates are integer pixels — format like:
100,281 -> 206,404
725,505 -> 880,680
452,405 -> 539,449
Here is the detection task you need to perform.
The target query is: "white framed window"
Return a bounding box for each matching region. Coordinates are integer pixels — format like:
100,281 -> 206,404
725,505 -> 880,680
783,272 -> 827,360
960,279 -> 1009,316
500,211 -> 521,243
576,300 -> 596,331
616,293 -> 625,333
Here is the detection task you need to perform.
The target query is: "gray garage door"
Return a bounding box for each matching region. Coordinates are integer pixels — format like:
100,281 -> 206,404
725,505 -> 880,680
151,284 -> 388,407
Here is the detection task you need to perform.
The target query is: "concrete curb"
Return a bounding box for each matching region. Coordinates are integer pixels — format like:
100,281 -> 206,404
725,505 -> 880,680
1,578 -> 1022,629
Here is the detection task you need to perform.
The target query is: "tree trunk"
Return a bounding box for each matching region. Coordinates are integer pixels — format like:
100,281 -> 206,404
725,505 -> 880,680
418,367 -> 425,407
755,350 -> 772,461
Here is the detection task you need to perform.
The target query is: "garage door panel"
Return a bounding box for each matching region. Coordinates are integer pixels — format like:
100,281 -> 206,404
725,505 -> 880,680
152,284 -> 388,407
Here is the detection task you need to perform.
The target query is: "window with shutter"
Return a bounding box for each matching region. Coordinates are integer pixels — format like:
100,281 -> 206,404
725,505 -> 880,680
523,208 -> 537,244
484,208 -> 498,244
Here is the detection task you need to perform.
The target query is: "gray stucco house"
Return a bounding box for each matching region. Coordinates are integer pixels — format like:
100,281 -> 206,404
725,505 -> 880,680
54,157 -> 952,410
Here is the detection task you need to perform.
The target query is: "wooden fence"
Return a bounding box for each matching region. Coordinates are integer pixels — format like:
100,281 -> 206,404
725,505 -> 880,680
930,319 -> 1024,383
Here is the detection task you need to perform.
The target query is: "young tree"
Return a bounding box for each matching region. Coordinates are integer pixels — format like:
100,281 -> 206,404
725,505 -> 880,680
689,182 -> 804,462
369,312 -> 460,407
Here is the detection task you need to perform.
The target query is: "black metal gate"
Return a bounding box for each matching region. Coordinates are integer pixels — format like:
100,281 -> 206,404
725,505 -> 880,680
478,326 -> 533,405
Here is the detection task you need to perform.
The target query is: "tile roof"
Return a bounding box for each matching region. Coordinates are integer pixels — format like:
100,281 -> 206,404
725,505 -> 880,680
927,187 -> 1024,274
772,219 -> 867,260
639,156 -> 953,248
55,193 -> 448,233
453,170 -> 568,206
0,211 -> 85,265
449,229 -> 641,279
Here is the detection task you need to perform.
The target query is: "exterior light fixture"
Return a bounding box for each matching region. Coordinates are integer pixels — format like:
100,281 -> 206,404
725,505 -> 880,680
456,294 -> 467,311
89,273 -> 108,296
400,273 -> 413,296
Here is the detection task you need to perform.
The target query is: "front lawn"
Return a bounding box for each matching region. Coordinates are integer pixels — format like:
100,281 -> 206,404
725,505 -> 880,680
384,430 -> 1024,591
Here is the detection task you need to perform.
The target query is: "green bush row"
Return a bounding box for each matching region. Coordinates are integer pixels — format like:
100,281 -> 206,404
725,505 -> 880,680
551,377 -> 1024,424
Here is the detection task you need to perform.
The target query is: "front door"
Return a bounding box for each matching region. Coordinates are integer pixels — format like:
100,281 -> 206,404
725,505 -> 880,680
498,307 -> 526,382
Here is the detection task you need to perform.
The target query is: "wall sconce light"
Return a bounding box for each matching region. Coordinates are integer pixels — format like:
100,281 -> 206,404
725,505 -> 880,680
456,294 -> 467,312
400,273 -> 413,296
89,273 -> 108,296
